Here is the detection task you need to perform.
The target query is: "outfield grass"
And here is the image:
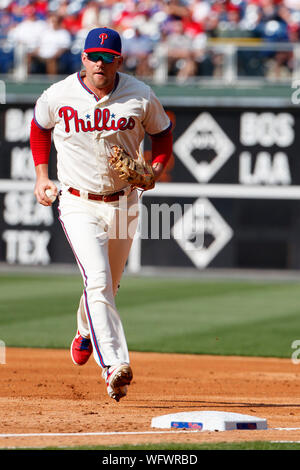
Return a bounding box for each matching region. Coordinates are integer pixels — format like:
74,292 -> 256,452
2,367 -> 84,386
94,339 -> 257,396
14,441 -> 300,450
0,273 -> 300,358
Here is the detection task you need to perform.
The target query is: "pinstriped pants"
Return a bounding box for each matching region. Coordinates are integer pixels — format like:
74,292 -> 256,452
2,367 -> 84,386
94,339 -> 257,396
58,187 -> 139,368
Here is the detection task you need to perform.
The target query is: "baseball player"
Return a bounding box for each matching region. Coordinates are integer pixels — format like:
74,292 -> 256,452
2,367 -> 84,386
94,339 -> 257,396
30,27 -> 173,402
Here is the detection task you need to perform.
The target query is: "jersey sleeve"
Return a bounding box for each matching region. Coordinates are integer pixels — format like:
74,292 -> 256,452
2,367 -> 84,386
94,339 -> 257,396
142,88 -> 171,136
33,90 -> 55,130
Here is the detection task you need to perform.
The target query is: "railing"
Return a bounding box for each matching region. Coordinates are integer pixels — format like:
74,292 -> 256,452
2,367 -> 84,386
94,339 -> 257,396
1,38 -> 300,84
153,39 -> 300,84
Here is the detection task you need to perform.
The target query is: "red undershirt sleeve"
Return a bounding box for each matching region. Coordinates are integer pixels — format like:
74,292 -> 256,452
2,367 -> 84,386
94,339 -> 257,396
150,128 -> 173,168
30,119 -> 52,166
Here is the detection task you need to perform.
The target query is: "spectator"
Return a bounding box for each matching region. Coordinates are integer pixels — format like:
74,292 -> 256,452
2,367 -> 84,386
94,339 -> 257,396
33,0 -> 48,20
189,0 -> 211,25
215,2 -> 253,38
7,0 -> 29,24
7,5 -> 47,73
163,0 -> 190,21
1,0 -> 300,80
160,18 -> 208,80
61,4 -> 83,35
122,27 -> 155,76
259,0 -> 283,22
30,13 -> 72,74
284,0 -> 300,9
0,7 -> 17,39
80,0 -> 101,29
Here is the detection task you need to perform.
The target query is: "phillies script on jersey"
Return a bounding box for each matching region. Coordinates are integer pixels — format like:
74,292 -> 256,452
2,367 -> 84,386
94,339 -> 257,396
58,106 -> 136,133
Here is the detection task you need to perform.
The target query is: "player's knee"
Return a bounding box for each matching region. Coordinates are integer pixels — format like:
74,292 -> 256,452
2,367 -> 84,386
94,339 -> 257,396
85,272 -> 113,300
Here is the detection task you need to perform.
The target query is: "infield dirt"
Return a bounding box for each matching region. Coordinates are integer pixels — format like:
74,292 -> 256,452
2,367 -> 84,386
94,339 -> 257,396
1,348 -> 300,448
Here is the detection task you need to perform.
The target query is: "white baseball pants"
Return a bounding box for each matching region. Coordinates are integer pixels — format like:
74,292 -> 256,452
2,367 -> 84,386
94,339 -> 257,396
58,188 -> 139,368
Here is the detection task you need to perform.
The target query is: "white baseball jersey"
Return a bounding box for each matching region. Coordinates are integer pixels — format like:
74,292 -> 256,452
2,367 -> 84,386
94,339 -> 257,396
34,70 -> 171,194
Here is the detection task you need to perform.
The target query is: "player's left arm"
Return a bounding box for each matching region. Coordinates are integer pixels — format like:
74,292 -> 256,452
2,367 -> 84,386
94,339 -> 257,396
143,88 -> 173,181
150,125 -> 173,181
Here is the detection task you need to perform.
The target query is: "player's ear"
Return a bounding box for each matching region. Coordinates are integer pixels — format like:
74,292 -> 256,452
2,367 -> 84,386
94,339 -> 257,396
116,56 -> 123,69
81,52 -> 87,66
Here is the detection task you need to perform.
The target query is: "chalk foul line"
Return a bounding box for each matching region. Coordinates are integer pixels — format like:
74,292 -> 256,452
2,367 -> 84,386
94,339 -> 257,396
0,428 -> 300,438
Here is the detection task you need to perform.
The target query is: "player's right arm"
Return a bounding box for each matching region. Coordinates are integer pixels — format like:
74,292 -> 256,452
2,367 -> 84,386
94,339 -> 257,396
30,91 -> 57,206
30,119 -> 57,206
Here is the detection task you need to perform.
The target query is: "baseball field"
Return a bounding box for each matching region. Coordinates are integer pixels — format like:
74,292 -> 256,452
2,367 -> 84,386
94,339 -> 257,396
1,270 -> 300,451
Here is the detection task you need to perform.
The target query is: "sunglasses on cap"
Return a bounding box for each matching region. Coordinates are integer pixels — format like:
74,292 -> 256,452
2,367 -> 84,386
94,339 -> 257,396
86,52 -> 118,64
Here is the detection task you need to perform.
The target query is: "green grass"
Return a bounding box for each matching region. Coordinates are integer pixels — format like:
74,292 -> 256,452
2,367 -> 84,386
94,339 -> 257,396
0,274 -> 82,348
11,441 -> 300,450
1,273 -> 300,358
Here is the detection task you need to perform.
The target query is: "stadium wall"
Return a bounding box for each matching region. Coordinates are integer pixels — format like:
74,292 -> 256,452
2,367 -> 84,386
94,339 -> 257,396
1,84 -> 299,271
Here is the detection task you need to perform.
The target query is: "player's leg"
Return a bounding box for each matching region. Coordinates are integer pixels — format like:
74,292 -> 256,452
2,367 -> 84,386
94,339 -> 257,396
70,294 -> 93,366
101,191 -> 139,400
58,195 -> 130,369
71,191 -> 138,373
72,191 -> 138,346
108,190 -> 139,296
76,294 -> 89,338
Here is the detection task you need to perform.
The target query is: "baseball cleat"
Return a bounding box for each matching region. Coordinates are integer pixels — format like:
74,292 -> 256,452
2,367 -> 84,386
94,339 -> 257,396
102,363 -> 133,402
70,331 -> 93,366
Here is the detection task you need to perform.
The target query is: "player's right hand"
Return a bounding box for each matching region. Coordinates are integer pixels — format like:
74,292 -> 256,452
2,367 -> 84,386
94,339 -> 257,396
34,178 -> 58,206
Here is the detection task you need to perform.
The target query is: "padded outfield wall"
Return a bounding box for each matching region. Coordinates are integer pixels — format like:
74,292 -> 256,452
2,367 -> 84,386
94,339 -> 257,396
0,79 -> 299,271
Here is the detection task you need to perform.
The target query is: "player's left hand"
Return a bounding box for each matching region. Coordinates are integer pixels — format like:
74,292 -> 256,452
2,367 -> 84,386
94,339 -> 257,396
152,162 -> 164,181
109,145 -> 155,192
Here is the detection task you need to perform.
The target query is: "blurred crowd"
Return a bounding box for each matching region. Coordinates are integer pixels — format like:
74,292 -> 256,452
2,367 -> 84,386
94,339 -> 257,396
1,0 -> 299,79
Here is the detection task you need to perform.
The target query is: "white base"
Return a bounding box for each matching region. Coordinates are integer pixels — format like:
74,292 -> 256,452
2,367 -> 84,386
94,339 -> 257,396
151,411 -> 267,432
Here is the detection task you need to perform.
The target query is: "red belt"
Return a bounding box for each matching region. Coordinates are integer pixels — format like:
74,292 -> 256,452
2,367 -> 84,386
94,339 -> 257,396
68,187 -> 127,202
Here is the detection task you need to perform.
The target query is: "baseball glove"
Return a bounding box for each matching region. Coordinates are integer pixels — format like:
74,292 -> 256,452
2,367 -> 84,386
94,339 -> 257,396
109,145 -> 155,191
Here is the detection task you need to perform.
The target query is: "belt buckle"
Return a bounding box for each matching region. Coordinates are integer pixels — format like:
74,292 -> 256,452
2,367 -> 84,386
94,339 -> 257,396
80,190 -> 89,200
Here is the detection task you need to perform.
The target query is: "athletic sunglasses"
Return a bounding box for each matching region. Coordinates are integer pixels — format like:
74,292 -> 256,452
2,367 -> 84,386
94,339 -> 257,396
86,52 -> 117,64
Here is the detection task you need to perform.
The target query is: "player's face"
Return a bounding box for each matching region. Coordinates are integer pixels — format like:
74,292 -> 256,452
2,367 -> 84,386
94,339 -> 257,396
82,52 -> 123,95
